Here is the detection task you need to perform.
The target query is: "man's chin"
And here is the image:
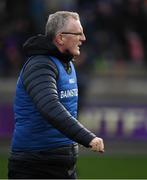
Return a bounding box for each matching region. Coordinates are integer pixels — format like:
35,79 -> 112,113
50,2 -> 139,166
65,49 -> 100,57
74,51 -> 80,57
64,50 -> 80,58
73,55 -> 80,59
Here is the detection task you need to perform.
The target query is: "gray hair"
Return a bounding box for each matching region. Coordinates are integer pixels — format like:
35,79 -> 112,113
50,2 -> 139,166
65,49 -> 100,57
45,11 -> 79,40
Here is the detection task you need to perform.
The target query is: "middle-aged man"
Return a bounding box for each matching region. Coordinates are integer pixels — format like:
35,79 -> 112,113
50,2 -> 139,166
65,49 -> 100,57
8,11 -> 104,179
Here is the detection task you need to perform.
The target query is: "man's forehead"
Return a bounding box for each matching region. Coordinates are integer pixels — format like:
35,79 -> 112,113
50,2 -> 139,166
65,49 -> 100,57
66,18 -> 82,30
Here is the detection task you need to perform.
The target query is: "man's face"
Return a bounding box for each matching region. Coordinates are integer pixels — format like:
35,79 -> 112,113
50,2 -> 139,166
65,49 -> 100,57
60,18 -> 86,57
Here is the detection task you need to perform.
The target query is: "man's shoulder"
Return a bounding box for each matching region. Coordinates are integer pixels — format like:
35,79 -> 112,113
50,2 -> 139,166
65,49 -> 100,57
21,55 -> 59,80
27,55 -> 51,64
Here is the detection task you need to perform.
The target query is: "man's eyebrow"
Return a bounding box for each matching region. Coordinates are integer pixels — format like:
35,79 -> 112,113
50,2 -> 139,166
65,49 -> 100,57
61,32 -> 83,35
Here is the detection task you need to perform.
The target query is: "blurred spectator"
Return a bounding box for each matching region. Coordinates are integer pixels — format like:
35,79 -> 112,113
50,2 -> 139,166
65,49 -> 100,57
125,30 -> 144,64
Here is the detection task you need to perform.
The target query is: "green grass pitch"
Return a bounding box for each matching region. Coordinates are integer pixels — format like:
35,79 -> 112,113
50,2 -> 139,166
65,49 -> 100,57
77,155 -> 147,179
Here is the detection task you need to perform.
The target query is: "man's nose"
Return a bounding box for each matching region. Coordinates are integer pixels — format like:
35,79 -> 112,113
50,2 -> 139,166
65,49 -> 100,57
81,33 -> 86,42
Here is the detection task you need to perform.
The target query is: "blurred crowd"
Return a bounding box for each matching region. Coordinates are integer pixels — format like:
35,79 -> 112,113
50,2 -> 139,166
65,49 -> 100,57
0,0 -> 147,77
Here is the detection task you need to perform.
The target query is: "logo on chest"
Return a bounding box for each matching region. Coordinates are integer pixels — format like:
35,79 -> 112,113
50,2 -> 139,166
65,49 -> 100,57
60,89 -> 78,99
69,78 -> 75,84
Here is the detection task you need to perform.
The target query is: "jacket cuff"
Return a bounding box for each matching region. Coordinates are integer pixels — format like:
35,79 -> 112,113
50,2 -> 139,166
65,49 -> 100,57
78,133 -> 96,148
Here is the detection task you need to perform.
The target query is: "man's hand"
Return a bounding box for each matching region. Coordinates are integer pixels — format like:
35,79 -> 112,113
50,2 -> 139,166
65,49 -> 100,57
89,137 -> 104,153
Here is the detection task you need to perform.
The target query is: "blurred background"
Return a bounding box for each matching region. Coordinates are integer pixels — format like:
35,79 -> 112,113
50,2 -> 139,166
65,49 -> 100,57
0,0 -> 147,178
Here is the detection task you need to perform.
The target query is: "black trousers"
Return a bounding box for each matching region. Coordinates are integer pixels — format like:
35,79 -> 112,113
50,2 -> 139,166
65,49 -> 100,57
8,144 -> 78,179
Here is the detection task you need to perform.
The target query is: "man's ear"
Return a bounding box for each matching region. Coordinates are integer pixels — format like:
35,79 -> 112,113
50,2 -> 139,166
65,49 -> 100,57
55,34 -> 64,45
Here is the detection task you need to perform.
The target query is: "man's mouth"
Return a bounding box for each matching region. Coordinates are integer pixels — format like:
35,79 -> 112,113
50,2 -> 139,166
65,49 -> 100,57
77,44 -> 82,49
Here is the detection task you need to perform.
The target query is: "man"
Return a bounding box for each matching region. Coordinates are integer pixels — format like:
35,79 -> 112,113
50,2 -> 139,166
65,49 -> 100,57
8,11 -> 104,179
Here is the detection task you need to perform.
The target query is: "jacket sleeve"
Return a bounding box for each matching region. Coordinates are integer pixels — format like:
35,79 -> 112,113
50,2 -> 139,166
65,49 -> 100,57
22,56 -> 96,147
